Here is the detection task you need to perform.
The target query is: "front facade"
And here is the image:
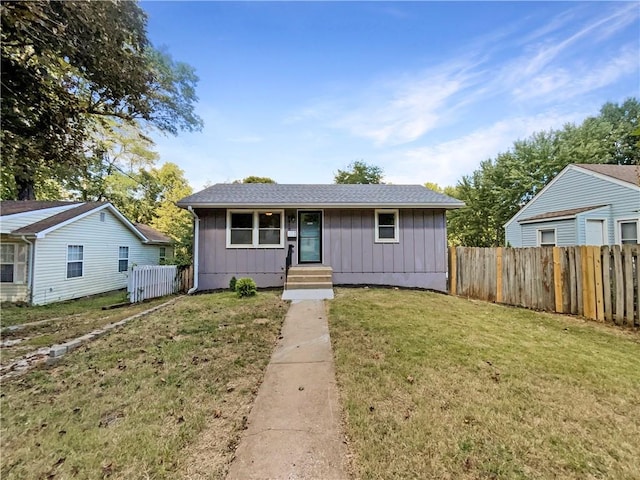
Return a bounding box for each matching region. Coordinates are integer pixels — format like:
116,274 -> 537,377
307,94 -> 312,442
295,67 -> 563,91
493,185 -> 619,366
178,184 -> 463,292
505,164 -> 640,247
0,201 -> 172,305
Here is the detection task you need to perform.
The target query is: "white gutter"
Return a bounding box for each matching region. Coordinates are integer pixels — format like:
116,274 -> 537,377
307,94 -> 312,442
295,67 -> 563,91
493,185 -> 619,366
21,236 -> 35,305
187,206 -> 199,294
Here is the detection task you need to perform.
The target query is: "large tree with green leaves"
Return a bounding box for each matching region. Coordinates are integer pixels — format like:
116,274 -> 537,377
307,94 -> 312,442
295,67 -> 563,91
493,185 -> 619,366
1,0 -> 202,199
334,161 -> 384,184
447,98 -> 639,247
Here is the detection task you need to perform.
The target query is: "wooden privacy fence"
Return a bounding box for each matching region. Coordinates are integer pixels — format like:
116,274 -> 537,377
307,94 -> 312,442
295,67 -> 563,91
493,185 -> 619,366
128,265 -> 180,303
449,246 -> 639,327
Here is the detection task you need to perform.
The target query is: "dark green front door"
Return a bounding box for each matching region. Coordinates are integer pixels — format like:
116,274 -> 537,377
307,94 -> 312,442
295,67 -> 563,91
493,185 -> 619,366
298,211 -> 322,263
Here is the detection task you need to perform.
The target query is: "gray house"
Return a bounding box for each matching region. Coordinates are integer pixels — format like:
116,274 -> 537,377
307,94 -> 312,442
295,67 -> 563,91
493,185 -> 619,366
177,184 -> 463,294
505,164 -> 640,247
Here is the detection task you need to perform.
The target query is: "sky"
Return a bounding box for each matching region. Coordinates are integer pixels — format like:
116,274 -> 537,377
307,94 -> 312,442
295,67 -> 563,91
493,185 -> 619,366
141,1 -> 640,192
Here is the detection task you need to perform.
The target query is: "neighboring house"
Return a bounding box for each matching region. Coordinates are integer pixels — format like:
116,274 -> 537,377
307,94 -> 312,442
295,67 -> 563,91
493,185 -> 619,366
505,164 -> 640,247
0,201 -> 173,305
177,183 -> 463,292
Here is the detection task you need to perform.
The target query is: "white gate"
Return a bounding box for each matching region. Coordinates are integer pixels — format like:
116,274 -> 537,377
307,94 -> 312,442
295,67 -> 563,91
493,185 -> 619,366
127,265 -> 178,303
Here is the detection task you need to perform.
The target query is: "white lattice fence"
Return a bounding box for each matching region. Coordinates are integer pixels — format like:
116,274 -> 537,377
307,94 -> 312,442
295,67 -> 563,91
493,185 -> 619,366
128,265 -> 178,303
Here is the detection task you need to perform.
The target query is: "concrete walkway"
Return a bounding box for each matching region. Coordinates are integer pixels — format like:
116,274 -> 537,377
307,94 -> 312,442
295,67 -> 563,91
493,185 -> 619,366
226,300 -> 349,480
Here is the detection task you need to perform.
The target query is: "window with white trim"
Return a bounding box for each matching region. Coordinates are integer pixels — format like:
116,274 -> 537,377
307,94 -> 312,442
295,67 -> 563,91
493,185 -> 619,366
67,245 -> 83,278
227,210 -> 284,248
619,220 -> 638,244
1,244 -> 27,284
375,209 -> 399,243
118,246 -> 129,272
538,229 -> 556,247
159,247 -> 167,264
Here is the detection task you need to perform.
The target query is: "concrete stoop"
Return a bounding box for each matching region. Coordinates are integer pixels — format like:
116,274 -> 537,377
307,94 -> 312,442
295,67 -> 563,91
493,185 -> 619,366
283,265 -> 334,300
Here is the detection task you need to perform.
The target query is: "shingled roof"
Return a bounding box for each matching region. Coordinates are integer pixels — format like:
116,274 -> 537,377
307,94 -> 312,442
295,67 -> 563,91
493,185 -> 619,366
177,184 -> 464,209
0,201 -> 170,244
575,164 -> 639,187
134,223 -> 173,244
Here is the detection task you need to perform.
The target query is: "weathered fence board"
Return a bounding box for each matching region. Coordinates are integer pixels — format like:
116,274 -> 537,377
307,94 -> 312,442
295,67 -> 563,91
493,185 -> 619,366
450,245 -> 639,328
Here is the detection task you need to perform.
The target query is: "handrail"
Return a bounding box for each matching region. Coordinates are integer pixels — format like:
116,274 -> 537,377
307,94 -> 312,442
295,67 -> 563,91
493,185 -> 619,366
285,244 -> 294,281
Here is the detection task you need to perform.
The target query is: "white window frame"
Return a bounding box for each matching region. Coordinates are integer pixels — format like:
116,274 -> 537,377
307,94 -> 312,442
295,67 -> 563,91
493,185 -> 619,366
375,209 -> 399,243
1,243 -> 27,284
159,247 -> 167,264
537,228 -> 556,247
118,246 -> 129,272
616,218 -> 639,245
226,209 -> 285,249
66,244 -> 84,279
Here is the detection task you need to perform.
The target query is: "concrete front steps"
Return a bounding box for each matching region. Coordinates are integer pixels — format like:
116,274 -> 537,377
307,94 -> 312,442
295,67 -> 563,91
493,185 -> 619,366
282,265 -> 334,300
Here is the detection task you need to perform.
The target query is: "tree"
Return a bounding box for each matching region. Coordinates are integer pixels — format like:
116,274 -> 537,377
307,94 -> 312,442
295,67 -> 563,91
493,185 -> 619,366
334,161 -> 384,184
1,1 -> 202,199
446,98 -> 640,247
233,176 -> 276,184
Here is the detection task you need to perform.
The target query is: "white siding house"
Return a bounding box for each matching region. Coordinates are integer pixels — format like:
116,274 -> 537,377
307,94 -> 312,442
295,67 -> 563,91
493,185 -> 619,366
505,164 -> 640,247
0,201 -> 173,305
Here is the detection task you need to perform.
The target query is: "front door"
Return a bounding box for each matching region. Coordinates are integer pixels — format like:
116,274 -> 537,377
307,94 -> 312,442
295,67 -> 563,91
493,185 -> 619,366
298,211 -> 322,263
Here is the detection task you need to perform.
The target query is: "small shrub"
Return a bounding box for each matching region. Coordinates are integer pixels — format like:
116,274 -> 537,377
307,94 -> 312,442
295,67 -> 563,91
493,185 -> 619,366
229,276 -> 237,291
235,277 -> 257,298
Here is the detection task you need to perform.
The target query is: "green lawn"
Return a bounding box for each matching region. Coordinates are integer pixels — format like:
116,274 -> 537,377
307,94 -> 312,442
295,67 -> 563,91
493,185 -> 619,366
329,288 -> 640,480
1,292 -> 288,480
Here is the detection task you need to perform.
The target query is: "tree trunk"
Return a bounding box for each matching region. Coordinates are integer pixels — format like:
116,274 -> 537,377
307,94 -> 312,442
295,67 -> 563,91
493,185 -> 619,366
16,176 -> 36,200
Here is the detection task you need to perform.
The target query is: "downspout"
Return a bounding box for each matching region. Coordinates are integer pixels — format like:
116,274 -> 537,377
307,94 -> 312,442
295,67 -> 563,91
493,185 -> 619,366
187,206 -> 199,294
21,236 -> 35,305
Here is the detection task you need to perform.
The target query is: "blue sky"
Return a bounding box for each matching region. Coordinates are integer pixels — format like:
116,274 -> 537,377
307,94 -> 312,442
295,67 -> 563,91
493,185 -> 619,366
142,1 -> 639,191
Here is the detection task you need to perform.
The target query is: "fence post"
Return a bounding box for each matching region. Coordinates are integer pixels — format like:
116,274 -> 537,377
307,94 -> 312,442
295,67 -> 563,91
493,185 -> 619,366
553,247 -> 563,313
496,247 -> 503,304
449,247 -> 457,296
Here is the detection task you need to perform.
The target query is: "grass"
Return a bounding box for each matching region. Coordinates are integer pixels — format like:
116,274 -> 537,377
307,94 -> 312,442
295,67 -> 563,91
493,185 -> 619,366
1,291 -> 175,365
1,290 -> 131,327
1,291 -> 288,480
329,288 -> 640,480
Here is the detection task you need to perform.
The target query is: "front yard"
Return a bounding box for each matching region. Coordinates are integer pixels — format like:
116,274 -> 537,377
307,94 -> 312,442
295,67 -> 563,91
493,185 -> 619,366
1,292 -> 288,479
1,291 -> 174,366
330,288 -> 640,479
3,287 -> 639,479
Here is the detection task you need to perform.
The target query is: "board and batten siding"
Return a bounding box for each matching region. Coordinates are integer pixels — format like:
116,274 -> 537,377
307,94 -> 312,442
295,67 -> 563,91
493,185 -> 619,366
31,209 -> 163,305
195,208 -> 448,292
506,168 -> 640,247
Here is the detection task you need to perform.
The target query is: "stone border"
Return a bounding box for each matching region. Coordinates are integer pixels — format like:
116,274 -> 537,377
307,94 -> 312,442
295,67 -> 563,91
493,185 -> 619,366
1,297 -> 181,379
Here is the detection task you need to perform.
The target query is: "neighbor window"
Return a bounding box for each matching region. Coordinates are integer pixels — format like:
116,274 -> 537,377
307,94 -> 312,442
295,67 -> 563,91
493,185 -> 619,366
619,220 -> 638,244
159,247 -> 167,264
375,209 -> 399,243
1,244 -> 26,284
118,246 -> 129,272
67,245 -> 83,278
227,210 -> 284,248
538,229 -> 556,247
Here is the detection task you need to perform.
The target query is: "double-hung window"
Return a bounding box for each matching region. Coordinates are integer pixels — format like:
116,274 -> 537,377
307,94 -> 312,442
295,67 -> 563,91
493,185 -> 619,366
67,245 -> 83,279
618,220 -> 639,244
1,244 -> 15,283
159,247 -> 167,264
118,246 -> 129,272
375,209 -> 399,243
1,244 -> 26,283
538,229 -> 556,247
227,210 -> 284,248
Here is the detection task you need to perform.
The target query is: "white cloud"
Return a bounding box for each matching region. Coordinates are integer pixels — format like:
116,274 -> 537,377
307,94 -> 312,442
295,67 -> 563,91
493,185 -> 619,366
384,111 -> 589,187
289,3 -> 638,150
